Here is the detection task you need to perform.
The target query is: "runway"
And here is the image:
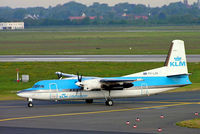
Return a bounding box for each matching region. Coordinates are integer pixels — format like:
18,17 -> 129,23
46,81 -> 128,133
0,55 -> 200,62
1,91 -> 200,134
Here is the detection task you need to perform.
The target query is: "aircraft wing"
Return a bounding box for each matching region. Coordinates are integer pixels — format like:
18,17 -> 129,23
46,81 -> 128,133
99,78 -> 143,90
100,79 -> 143,83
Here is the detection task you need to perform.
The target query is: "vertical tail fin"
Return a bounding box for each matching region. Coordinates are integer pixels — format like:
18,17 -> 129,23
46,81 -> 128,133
164,40 -> 188,76
124,40 -> 189,77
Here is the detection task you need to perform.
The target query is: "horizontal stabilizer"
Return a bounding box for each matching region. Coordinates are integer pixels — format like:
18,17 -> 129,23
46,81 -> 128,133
167,73 -> 191,77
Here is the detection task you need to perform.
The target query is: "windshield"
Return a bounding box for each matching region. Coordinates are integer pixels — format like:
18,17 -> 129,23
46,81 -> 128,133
32,84 -> 44,88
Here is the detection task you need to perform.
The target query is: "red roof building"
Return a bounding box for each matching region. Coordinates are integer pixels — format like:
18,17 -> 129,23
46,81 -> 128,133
69,16 -> 103,21
69,16 -> 85,21
134,16 -> 148,20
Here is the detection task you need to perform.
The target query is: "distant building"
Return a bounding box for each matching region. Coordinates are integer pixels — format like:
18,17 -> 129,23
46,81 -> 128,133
0,22 -> 24,30
69,13 -> 103,21
134,16 -> 148,20
122,13 -> 130,17
24,14 -> 39,20
121,14 -> 148,20
184,0 -> 188,5
69,16 -> 85,21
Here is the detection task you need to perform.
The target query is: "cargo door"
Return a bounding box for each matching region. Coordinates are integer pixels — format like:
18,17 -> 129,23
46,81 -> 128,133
141,83 -> 149,96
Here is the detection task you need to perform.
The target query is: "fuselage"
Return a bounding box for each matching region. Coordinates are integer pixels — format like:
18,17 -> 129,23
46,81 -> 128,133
16,40 -> 192,107
17,75 -> 191,100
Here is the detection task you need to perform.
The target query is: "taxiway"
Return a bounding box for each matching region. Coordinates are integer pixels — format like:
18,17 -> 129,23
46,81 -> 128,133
0,91 -> 200,134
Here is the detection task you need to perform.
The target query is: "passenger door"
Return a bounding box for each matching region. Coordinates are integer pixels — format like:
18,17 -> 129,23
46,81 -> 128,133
49,83 -> 58,100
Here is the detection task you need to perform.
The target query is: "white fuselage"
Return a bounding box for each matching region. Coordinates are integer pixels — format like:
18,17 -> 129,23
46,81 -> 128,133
19,87 -> 176,101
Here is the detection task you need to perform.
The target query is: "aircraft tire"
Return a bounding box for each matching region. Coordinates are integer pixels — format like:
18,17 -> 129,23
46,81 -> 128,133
28,102 -> 33,107
85,99 -> 93,103
105,99 -> 113,106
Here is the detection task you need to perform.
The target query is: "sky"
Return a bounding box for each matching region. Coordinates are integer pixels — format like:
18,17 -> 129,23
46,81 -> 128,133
0,0 -> 197,8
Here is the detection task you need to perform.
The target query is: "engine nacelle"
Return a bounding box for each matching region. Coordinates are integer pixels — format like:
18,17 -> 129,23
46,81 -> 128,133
123,83 -> 134,88
76,79 -> 101,91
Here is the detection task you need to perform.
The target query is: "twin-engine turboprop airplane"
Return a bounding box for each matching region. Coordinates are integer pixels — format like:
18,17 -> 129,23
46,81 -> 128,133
17,40 -> 192,107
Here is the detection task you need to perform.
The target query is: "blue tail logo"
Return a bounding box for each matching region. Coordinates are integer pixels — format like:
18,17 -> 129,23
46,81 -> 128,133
170,57 -> 186,67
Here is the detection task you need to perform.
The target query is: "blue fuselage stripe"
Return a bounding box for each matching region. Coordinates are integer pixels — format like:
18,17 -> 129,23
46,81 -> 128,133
23,75 -> 191,92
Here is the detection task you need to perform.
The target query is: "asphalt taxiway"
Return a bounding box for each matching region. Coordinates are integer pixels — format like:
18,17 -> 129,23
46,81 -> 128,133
0,55 -> 200,62
1,91 -> 200,134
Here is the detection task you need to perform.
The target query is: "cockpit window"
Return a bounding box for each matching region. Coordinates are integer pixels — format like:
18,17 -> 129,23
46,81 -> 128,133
32,85 -> 44,88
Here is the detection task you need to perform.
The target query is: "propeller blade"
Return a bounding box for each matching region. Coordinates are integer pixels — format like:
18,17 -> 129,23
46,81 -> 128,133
80,75 -> 82,82
77,72 -> 82,82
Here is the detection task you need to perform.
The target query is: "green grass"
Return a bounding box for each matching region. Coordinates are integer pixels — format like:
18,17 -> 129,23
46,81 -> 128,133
176,118 -> 200,128
0,31 -> 200,55
24,25 -> 200,32
0,62 -> 199,100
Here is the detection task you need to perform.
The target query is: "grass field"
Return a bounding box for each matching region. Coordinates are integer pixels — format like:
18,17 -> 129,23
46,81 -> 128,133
24,25 -> 200,32
0,62 -> 199,100
176,118 -> 200,128
0,30 -> 200,55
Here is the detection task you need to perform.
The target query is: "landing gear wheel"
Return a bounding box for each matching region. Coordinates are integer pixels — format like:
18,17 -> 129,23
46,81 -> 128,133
85,99 -> 93,104
28,102 -> 33,107
105,99 -> 113,106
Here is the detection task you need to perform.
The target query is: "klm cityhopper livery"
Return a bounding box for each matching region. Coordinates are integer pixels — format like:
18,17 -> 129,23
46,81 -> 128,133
17,40 -> 192,107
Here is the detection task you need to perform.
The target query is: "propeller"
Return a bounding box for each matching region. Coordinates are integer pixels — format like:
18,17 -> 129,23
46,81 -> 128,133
76,72 -> 83,95
76,72 -> 84,88
77,72 -> 82,82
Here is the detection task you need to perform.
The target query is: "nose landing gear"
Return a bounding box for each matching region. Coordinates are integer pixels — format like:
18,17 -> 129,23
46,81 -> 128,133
27,98 -> 33,107
28,102 -> 33,107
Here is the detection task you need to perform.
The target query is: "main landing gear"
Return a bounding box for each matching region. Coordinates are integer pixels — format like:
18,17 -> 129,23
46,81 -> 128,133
104,90 -> 114,106
27,98 -> 33,107
105,99 -> 113,106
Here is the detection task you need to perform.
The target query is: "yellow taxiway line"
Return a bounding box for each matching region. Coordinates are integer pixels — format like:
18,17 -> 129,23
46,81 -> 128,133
0,102 -> 196,122
0,106 -> 24,108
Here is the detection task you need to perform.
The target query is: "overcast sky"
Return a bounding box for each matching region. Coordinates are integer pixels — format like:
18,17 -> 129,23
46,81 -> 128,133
0,0 -> 197,8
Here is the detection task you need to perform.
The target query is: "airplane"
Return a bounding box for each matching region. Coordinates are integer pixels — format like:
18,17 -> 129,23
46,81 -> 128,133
17,40 -> 192,107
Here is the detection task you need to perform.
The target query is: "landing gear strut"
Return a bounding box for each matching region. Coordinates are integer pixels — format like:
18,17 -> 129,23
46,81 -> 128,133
27,98 -> 33,107
85,99 -> 93,104
105,90 -> 114,106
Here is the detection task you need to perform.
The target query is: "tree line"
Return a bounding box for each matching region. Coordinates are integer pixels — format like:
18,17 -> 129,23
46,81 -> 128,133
0,1 -> 200,26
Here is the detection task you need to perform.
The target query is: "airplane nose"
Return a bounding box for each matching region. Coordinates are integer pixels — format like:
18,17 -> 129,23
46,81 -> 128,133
17,90 -> 27,98
17,91 -> 23,97
17,88 -> 34,98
